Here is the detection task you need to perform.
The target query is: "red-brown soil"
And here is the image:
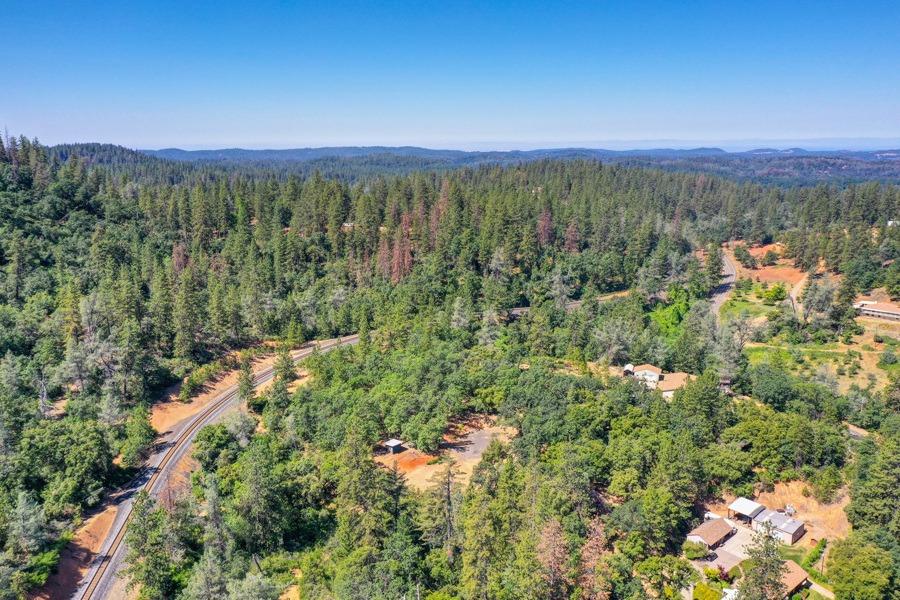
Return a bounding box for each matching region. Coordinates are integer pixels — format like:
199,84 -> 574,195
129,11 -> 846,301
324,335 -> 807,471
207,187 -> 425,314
374,414 -> 516,491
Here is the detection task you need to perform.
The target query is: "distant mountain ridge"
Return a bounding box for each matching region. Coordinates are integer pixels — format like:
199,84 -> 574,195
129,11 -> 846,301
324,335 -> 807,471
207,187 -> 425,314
142,145 -> 900,163
142,145 -> 734,162
44,141 -> 900,185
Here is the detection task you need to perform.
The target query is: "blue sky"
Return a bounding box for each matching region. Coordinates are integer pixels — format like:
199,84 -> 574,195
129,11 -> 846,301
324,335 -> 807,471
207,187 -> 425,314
3,0 -> 899,149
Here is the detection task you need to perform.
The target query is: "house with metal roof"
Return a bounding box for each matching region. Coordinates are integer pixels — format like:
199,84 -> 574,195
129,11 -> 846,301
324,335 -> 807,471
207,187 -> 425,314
727,497 -> 765,522
753,510 -> 806,545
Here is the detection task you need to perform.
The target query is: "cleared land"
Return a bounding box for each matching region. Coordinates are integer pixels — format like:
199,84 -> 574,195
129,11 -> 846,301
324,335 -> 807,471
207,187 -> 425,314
727,242 -> 807,287
32,507 -> 117,600
151,350 -> 281,433
722,243 -> 898,393
707,481 -> 850,550
374,415 -> 516,491
743,311 -> 898,393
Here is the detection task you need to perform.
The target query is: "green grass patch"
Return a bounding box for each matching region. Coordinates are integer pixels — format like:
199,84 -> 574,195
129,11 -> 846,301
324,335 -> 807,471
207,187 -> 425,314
720,297 -> 773,320
728,558 -> 758,580
745,346 -> 794,367
747,342 -> 863,379
778,544 -> 807,564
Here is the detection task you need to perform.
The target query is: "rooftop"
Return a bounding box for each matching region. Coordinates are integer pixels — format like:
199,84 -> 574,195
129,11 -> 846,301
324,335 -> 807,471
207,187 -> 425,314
687,517 -> 734,546
754,509 -> 805,535
854,300 -> 900,314
782,560 -> 809,594
384,438 -> 404,447
728,497 -> 764,518
632,364 -> 662,374
657,371 -> 695,392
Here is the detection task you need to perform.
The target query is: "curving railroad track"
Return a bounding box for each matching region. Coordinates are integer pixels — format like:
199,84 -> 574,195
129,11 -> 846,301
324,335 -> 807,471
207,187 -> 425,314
74,335 -> 358,600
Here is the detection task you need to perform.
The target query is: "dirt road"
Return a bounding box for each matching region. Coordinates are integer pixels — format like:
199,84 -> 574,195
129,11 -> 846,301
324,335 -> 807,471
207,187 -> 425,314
73,335 -> 358,600
711,251 -> 737,320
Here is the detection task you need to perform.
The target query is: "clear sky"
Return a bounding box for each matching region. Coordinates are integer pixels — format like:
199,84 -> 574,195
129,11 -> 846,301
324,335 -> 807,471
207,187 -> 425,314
3,0 -> 899,150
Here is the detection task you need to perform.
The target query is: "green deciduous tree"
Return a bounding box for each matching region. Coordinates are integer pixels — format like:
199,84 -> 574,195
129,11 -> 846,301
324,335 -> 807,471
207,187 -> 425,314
120,405 -> 156,468
737,524 -> 786,600
827,533 -> 895,600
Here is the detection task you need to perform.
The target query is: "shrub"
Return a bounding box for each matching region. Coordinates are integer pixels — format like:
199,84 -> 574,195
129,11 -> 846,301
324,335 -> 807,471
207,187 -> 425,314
179,346 -> 272,402
879,349 -> 897,367
802,539 -> 827,569
732,482 -> 754,498
761,283 -> 788,305
693,582 -> 722,600
734,245 -> 757,269
810,466 -> 842,502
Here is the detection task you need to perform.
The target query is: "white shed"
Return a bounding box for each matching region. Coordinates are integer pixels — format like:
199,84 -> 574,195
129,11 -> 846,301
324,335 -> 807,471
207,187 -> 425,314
383,438 -> 405,454
728,497 -> 765,522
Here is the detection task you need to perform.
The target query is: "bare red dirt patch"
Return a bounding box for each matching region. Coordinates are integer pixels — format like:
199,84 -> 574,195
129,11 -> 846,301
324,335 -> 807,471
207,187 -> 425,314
374,415 -> 516,491
726,242 -> 806,287
32,506 -> 117,600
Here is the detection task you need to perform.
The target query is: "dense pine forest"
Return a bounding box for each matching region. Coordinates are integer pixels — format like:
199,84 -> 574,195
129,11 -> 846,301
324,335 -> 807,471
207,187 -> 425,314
1,135 -> 900,599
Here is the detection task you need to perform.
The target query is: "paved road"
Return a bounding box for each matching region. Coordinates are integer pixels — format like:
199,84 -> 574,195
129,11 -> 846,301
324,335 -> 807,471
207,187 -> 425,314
710,250 -> 737,320
75,335 -> 358,600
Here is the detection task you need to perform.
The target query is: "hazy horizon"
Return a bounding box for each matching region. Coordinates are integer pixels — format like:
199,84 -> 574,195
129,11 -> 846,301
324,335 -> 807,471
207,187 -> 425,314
38,137 -> 900,153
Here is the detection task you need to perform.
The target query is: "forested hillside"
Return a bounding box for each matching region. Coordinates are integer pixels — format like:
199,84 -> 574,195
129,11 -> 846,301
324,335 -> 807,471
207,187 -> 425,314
54,142 -> 900,185
1,134 -> 899,598
142,145 -> 900,186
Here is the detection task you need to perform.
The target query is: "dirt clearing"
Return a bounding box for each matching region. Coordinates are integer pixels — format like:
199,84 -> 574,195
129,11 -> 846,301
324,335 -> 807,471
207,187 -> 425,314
708,481 -> 850,550
32,506 -> 117,600
726,242 -> 807,287
374,415 -> 516,491
254,369 -> 310,396
756,481 -> 851,545
151,351 -> 280,434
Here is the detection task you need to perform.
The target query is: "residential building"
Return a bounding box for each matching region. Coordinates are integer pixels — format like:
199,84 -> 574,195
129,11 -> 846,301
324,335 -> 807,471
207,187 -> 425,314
657,371 -> 695,399
630,364 -> 661,387
781,560 -> 810,598
753,510 -> 805,545
686,517 -> 735,549
853,300 -> 900,321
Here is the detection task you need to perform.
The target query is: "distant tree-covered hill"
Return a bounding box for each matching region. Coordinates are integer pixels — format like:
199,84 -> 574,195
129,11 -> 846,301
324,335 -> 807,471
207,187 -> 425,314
43,141 -> 900,185
137,145 -> 900,185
